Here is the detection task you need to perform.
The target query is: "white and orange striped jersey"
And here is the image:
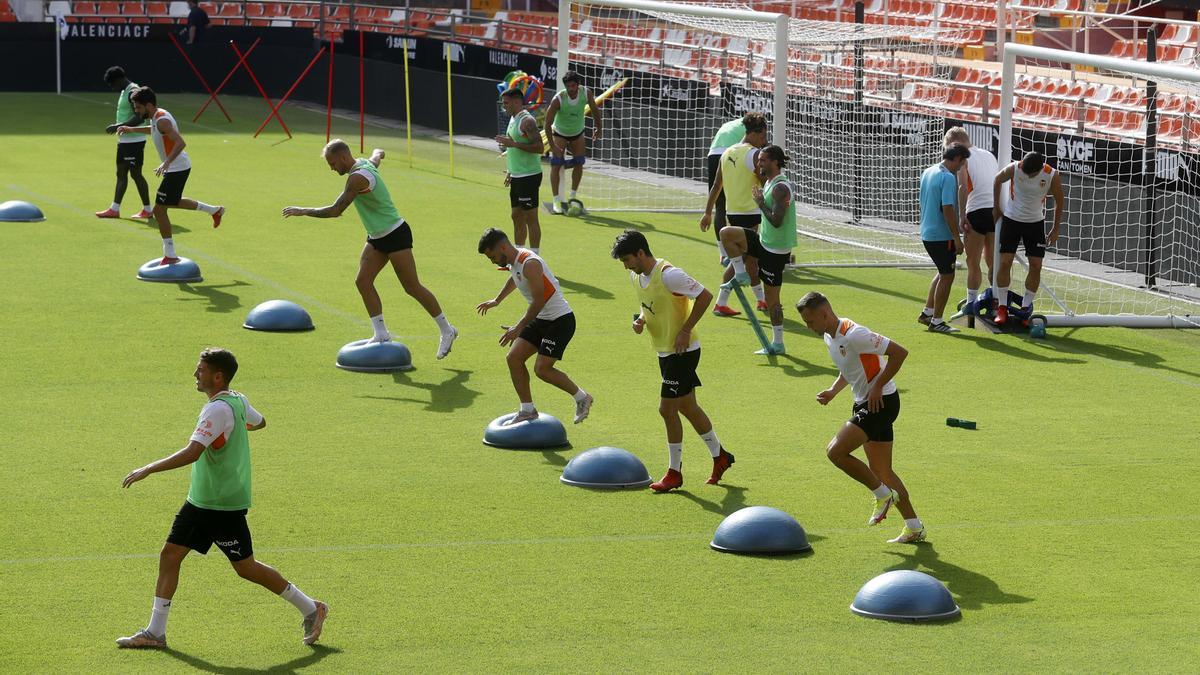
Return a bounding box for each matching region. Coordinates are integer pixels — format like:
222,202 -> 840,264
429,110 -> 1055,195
962,146 -> 998,213
150,108 -> 191,172
825,318 -> 896,403
1003,161 -> 1055,222
511,248 -> 572,321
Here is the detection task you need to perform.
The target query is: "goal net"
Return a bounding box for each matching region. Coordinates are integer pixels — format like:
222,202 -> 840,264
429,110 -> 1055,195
998,43 -> 1200,327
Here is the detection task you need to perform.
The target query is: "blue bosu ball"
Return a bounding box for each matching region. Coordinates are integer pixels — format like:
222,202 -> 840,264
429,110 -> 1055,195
243,300 -> 314,332
335,339 -> 414,372
137,256 -> 202,283
0,200 -> 45,222
850,570 -> 960,622
560,446 -> 652,489
710,506 -> 812,555
483,412 -> 568,449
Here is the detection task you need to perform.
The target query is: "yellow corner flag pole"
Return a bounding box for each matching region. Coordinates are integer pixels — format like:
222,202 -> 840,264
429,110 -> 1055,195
446,44 -> 455,178
402,39 -> 413,168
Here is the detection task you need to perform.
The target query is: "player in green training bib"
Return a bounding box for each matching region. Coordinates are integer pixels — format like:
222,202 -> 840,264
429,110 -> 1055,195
495,87 -> 545,255
282,139 -> 459,359
97,66 -> 152,220
117,348 -> 328,649
543,70 -> 603,215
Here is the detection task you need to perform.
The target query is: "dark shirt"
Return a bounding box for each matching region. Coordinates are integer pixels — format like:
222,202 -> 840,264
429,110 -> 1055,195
187,6 -> 209,42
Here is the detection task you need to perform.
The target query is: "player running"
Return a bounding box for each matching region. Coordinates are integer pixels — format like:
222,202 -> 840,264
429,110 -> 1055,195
796,292 -> 925,543
544,70 -> 602,215
282,140 -> 458,359
96,66 -> 152,220
118,86 -> 225,264
476,227 -> 593,425
611,229 -> 735,492
991,151 -> 1065,324
117,348 -> 328,649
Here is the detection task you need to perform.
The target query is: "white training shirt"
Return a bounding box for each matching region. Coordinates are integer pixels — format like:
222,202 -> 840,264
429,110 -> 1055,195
149,107 -> 192,172
825,318 -> 896,403
1003,161 -> 1056,223
190,391 -> 264,449
638,265 -> 704,356
962,146 -> 999,213
510,248 -> 572,321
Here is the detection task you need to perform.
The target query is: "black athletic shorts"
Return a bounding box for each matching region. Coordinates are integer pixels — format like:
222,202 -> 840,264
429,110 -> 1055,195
155,168 -> 190,206
116,140 -> 145,169
510,173 -> 542,210
519,312 -> 576,359
707,153 -> 726,237
922,239 -> 958,275
999,215 -> 1047,258
742,227 -> 790,287
848,391 -> 901,443
368,221 -> 413,254
966,207 -> 996,235
167,500 -> 254,562
658,347 -> 701,399
552,129 -> 584,143
727,213 -> 761,230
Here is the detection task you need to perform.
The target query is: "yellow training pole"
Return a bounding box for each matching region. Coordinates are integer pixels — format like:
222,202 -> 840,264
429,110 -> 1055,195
403,39 -> 413,168
445,45 -> 455,178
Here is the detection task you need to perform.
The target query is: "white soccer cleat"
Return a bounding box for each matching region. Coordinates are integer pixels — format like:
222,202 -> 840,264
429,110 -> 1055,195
116,629 -> 167,649
508,408 -> 539,425
888,526 -> 927,544
302,601 -> 328,646
573,393 -> 594,424
366,333 -> 392,344
436,327 -> 458,359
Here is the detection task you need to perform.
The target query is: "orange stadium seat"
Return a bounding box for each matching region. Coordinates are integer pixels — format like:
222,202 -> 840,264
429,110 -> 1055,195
73,2 -> 96,14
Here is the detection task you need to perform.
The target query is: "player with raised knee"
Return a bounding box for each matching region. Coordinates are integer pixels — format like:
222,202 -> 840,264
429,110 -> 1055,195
705,115 -> 747,254
282,140 -> 458,359
611,229 -> 735,492
544,70 -> 602,215
476,227 -> 593,426
991,151 -> 1064,325
96,66 -> 152,220
117,348 -> 327,649
496,88 -> 544,253
795,292 -> 925,544
700,112 -> 769,317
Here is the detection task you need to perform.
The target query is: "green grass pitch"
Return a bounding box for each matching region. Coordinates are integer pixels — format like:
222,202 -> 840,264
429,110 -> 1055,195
1,92 -> 1198,672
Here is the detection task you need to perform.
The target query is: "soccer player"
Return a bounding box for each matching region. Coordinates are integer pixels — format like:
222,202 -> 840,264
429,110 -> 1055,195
718,144 -> 796,354
118,86 -> 224,265
700,111 -> 769,317
96,66 -> 152,220
117,348 -> 328,648
917,143 -> 969,333
282,140 -> 458,359
991,151 -> 1064,325
476,228 -> 593,425
611,229 -> 735,492
944,127 -> 999,311
495,88 -> 544,253
544,70 -> 602,215
705,115 -> 747,238
795,292 -> 925,544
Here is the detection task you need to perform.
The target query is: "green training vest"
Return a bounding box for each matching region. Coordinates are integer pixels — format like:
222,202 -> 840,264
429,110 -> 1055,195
116,82 -> 138,125
188,394 -> 252,511
635,259 -> 698,354
551,87 -> 588,137
350,158 -> 403,237
759,174 -> 797,250
709,118 -> 745,152
506,110 -> 542,178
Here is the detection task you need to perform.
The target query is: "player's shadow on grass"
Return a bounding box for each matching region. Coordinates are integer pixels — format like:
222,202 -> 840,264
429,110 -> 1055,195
1039,333 -> 1200,380
161,643 -> 341,674
358,368 -> 481,413
141,218 -> 190,234
797,268 -> 928,305
577,213 -> 716,248
671,483 -> 749,517
539,448 -> 570,468
178,280 -> 252,314
953,331 -> 1086,365
758,352 -> 840,378
884,543 -> 1033,611
556,276 -> 615,300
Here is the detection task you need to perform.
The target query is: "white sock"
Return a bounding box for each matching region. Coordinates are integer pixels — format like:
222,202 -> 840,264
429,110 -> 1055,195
519,401 -> 535,413
751,284 -> 765,302
162,237 -> 176,258
716,287 -> 731,307
922,306 -> 934,317
997,286 -> 1009,305
433,312 -> 452,334
1022,289 -> 1036,308
871,483 -> 893,499
698,429 -> 721,458
194,201 -> 218,215
370,314 -> 389,340
730,256 -> 747,275
930,317 -> 945,326
147,596 -> 171,637
280,583 -> 318,617
143,204 -> 152,212
531,247 -> 540,255
717,241 -> 728,258
967,288 -> 979,304
772,325 -> 784,344
571,388 -> 589,403
553,196 -> 561,205
569,189 -> 577,200
904,518 -> 923,530
110,201 -> 120,211
667,442 -> 683,471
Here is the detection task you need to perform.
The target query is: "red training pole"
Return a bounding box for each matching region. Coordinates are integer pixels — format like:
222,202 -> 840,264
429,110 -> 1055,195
254,46 -> 327,138
168,32 -> 232,123
359,30 -> 365,154
229,41 -> 291,138
326,39 -> 334,142
195,37 -> 261,122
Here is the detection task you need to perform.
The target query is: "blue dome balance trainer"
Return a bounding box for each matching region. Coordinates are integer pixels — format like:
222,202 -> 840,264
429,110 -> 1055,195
0,200 -> 45,222
483,413 -> 568,450
137,257 -> 202,283
710,506 -> 812,555
560,447 -> 652,489
244,300 -> 314,332
336,339 -> 414,372
850,570 -> 961,622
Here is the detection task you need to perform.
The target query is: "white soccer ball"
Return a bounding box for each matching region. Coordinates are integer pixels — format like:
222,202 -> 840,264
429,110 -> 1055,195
566,199 -> 585,217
